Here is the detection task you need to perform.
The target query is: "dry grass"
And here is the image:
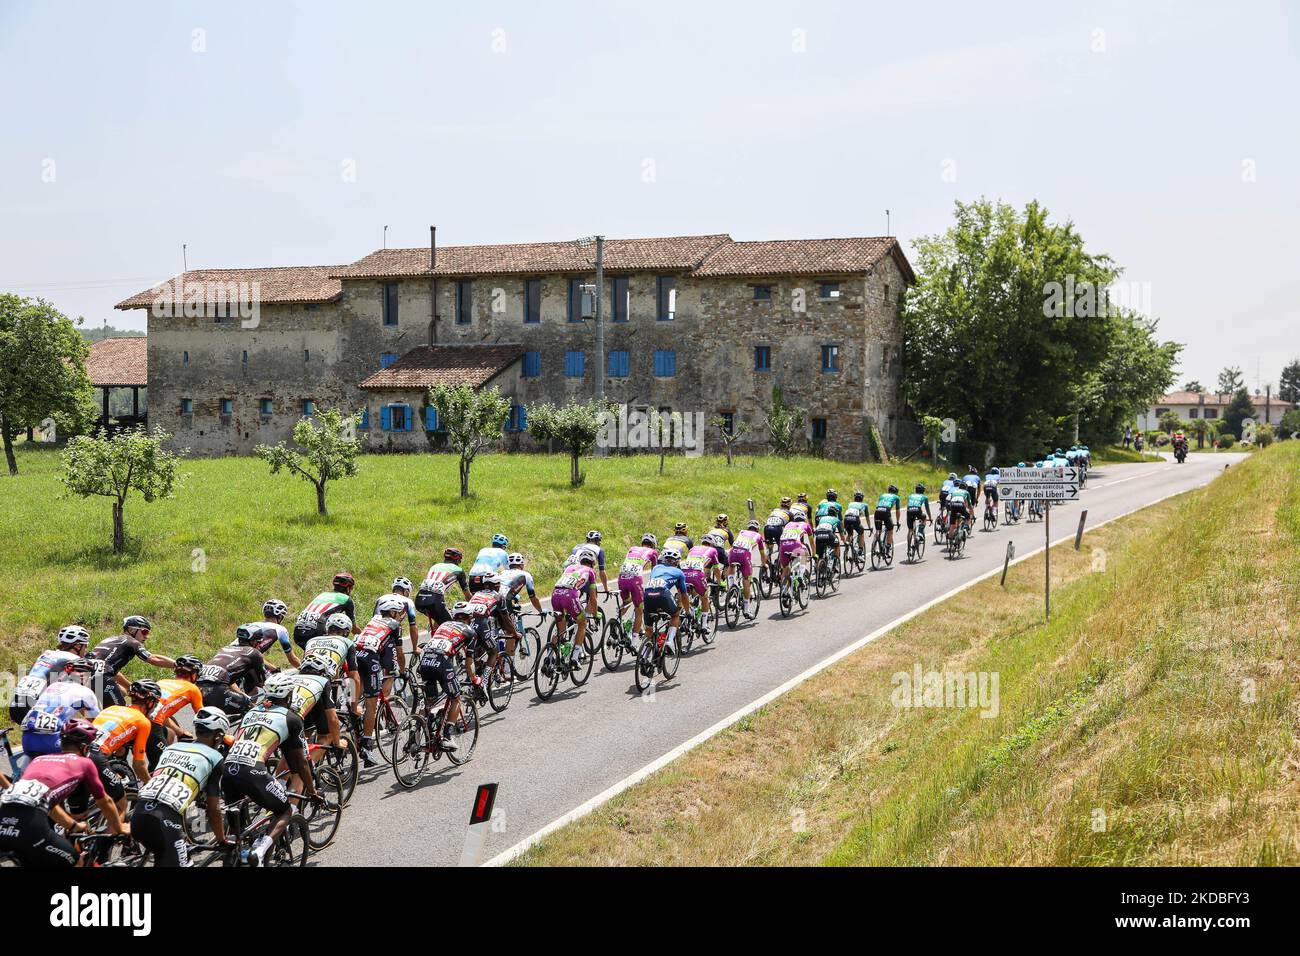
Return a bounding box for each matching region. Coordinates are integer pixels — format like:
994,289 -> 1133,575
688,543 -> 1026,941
516,443 -> 1300,866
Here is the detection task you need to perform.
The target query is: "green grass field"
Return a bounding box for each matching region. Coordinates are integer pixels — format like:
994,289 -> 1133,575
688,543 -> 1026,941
0,446 -> 944,683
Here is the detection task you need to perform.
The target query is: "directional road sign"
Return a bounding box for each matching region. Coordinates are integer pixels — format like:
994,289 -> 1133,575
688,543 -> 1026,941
995,465 -> 1079,501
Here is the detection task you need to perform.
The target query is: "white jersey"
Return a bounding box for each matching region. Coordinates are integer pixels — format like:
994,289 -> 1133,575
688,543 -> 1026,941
374,592 -> 417,627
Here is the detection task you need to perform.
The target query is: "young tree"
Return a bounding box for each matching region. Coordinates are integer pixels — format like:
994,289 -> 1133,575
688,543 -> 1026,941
1182,380 -> 1204,393
60,426 -> 188,553
649,407 -> 676,475
1278,407 -> 1300,439
1157,410 -> 1182,434
0,294 -> 97,475
710,414 -> 751,466
1189,416 -> 1211,449
764,387 -> 806,458
255,408 -> 362,514
1216,366 -> 1244,397
528,399 -> 609,486
427,383 -> 510,497
1222,387 -> 1255,439
1278,359 -> 1300,404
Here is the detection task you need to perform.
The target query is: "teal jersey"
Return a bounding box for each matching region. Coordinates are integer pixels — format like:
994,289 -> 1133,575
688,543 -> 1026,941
815,500 -> 843,520
876,493 -> 901,509
907,493 -> 929,509
948,487 -> 971,506
816,515 -> 841,532
844,501 -> 869,517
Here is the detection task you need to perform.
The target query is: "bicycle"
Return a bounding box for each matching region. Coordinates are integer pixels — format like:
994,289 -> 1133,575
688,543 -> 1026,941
946,517 -> 969,559
389,683 -> 481,788
339,679 -> 408,767
460,621 -> 518,714
777,562 -> 810,617
721,564 -> 760,628
758,548 -> 779,599
907,520 -> 927,563
871,528 -> 895,570
633,611 -> 681,693
984,498 -> 998,531
218,793 -> 311,867
601,601 -> 638,671
813,548 -> 841,597
1027,499 -> 1044,523
845,532 -> 867,574
1004,499 -> 1021,525
535,612 -> 598,700
511,609 -> 544,681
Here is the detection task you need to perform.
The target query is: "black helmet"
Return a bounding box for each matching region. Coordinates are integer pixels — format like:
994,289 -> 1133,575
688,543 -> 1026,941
174,654 -> 203,674
826,489 -> 837,501
235,624 -> 262,645
853,491 -> 864,501
123,615 -> 151,633
129,679 -> 162,702
915,483 -> 926,494
887,484 -> 898,494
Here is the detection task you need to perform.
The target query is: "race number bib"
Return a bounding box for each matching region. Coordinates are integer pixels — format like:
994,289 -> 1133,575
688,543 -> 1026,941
0,778 -> 51,809
138,767 -> 197,813
27,711 -> 63,734
227,739 -> 263,766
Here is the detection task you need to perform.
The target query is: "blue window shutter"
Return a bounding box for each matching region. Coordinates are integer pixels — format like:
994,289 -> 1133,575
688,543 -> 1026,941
425,406 -> 437,431
360,409 -> 369,429
380,406 -> 392,431
654,349 -> 676,377
402,405 -> 413,431
523,351 -> 540,377
518,405 -> 527,431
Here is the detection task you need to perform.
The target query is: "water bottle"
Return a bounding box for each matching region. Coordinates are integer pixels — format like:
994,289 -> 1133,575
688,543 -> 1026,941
559,641 -> 573,658
496,638 -> 506,653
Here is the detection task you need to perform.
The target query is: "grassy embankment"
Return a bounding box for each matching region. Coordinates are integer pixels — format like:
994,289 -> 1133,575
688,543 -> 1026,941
517,442 -> 1299,866
0,445 -> 943,684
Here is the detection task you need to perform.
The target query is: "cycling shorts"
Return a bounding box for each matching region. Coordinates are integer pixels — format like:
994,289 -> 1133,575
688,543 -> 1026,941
355,646 -> 395,699
0,805 -> 77,867
130,802 -> 188,867
418,654 -> 460,701
727,547 -> 753,579
682,568 -> 709,597
874,507 -> 894,531
617,574 -> 645,605
221,762 -> 290,817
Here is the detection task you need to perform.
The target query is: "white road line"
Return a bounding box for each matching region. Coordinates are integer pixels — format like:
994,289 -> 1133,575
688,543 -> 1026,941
1100,466 -> 1167,488
483,478 -> 1204,866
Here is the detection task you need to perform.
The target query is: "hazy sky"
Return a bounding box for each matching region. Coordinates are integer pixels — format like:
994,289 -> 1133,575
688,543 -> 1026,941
2,1 -> 1296,390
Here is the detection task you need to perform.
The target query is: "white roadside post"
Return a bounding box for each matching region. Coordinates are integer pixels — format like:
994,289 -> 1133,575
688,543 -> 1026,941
459,783 -> 499,866
995,465 -> 1081,620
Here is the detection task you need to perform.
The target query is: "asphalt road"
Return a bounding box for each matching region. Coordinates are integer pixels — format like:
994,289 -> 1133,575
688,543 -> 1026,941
318,452 -> 1240,866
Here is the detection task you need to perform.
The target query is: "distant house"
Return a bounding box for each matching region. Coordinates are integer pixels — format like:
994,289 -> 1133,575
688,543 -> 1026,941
1137,390 -> 1293,431
86,337 -> 148,431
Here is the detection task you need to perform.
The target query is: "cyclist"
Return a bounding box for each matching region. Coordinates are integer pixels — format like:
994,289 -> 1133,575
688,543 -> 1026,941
728,520 -> 763,615
500,553 -> 545,675
466,572 -> 519,696
662,522 -> 693,560
962,466 -> 982,508
763,498 -> 794,574
152,656 -> 205,744
414,602 -> 479,753
812,510 -> 841,576
790,492 -> 812,523
9,625 -> 90,725
132,706 -> 230,867
354,597 -> 409,765
939,473 -> 958,518
617,535 -> 659,651
711,514 -> 735,548
294,573 -> 360,648
875,484 -> 903,552
20,658 -> 102,759
816,489 -> 844,522
0,719 -> 127,867
376,575 -> 418,625
469,533 -> 512,581
983,466 -> 1000,520
416,547 -> 470,628
778,510 -> 813,587
642,551 -> 690,653
88,679 -> 162,812
843,491 -> 870,557
948,479 -> 974,538
255,600 -> 301,667
301,612 -> 362,742
549,547 -> 599,670
86,616 -> 176,707
221,673 -> 319,866
570,530 -> 611,595
906,483 -> 933,550
682,538 -> 720,630
196,624 -> 270,719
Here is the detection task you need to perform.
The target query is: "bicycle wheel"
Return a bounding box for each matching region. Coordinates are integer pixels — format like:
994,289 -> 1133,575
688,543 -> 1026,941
779,584 -> 792,617
390,715 -> 429,789
324,737 -> 359,806
916,532 -> 926,561
445,696 -> 479,766
795,577 -> 809,610
303,766 -> 344,850
723,587 -> 740,628
814,560 -> 828,598
570,632 -> 596,686
871,539 -> 884,571
534,644 -> 561,700
660,632 -> 680,680
487,656 -> 515,713
375,697 -> 409,765
634,639 -> 657,693
268,815 -> 309,867
745,584 -> 762,621
511,626 -> 541,681
601,617 -> 626,671
884,541 -> 894,567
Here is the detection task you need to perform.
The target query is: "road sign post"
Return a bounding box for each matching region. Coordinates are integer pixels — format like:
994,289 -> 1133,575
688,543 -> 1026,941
1074,509 -> 1088,550
458,783 -> 498,867
1045,503 -> 1051,620
995,466 -> 1081,623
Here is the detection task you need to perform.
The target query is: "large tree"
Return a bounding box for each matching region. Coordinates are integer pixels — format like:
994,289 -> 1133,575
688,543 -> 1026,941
0,294 -> 96,475
1216,366 -> 1244,396
1278,359 -> 1300,404
1077,312 -> 1181,446
902,199 -> 1118,460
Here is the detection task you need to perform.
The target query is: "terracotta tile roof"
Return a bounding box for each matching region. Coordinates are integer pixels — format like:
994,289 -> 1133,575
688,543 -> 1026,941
1156,391 -> 1293,409
693,236 -> 915,281
358,344 -> 524,391
333,235 -> 732,279
86,337 -> 147,387
114,266 -> 343,310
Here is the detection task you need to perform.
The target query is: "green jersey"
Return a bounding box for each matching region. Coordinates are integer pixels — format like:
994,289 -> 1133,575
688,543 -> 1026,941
815,500 -> 843,520
948,487 -> 971,507
845,501 -> 869,517
907,493 -> 929,509
876,493 -> 901,509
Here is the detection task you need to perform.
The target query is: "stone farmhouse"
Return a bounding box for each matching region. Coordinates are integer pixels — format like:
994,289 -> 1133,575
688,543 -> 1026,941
116,233 -> 915,460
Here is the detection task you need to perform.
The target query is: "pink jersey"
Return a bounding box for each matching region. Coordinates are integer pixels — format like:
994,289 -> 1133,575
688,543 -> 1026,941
781,520 -> 812,543
682,545 -> 718,572
732,529 -> 763,554
618,546 -> 658,578
554,564 -> 595,593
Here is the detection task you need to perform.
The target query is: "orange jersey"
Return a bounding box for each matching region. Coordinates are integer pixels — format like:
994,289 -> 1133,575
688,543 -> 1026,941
92,705 -> 152,761
152,678 -> 203,724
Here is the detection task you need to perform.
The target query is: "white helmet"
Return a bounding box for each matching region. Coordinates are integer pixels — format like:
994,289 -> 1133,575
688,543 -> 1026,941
263,673 -> 297,702
377,596 -> 406,615
391,576 -> 412,593
507,552 -> 524,568
58,625 -> 91,647
325,612 -> 352,633
576,546 -> 599,566
193,706 -> 230,734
